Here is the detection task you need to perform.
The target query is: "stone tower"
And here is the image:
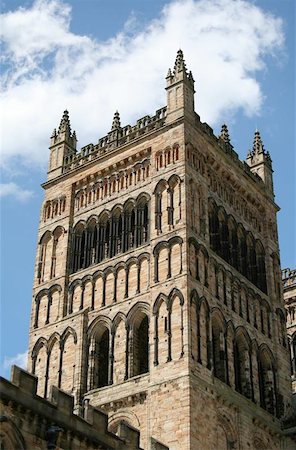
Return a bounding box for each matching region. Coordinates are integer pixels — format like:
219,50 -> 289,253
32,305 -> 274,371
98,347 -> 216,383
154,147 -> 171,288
28,51 -> 293,450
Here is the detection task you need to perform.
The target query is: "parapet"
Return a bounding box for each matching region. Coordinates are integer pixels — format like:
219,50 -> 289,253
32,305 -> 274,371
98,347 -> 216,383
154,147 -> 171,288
0,366 -> 172,449
62,107 -> 167,174
0,366 -> 146,450
282,268 -> 296,289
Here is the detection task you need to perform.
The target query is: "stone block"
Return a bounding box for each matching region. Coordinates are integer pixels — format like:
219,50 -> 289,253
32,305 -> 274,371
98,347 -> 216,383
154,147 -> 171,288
84,404 -> 108,432
116,420 -> 141,449
11,365 -> 37,395
50,385 -> 74,415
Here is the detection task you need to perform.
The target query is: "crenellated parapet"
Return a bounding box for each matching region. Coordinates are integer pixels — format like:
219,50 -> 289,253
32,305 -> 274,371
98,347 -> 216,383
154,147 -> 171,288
282,268 -> 296,289
62,107 -> 167,173
0,365 -> 158,450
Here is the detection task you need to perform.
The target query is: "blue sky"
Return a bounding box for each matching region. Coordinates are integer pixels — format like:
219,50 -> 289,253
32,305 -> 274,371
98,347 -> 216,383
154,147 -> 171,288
0,0 -> 295,379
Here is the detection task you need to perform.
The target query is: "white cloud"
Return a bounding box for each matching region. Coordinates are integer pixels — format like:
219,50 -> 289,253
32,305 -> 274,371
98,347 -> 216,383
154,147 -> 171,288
0,182 -> 34,201
3,351 -> 28,371
0,0 -> 284,171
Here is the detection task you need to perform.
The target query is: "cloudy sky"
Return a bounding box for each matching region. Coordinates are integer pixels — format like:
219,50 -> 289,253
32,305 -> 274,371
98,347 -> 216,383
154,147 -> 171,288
0,0 -> 295,378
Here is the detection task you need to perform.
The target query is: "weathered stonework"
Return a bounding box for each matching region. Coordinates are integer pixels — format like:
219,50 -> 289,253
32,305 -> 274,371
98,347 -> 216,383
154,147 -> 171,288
0,366 -> 168,449
3,50 -> 295,449
283,268 -> 296,393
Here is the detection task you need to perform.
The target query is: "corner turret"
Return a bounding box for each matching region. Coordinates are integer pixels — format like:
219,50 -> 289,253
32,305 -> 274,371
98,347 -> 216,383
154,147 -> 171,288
165,49 -> 195,123
246,130 -> 274,196
48,110 -> 77,180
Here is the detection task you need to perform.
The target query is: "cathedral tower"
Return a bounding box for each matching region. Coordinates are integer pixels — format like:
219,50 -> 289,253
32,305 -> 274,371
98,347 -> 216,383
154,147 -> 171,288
28,51 -> 293,450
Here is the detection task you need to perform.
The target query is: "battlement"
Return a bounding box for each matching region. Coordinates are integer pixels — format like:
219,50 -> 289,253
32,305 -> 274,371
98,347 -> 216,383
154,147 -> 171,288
0,366 -> 169,450
282,268 -> 296,289
58,104 -> 266,200
62,106 -> 167,173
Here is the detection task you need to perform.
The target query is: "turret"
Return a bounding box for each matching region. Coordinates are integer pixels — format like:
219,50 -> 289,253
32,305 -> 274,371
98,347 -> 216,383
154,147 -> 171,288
246,130 -> 274,196
165,49 -> 195,123
48,110 -> 77,180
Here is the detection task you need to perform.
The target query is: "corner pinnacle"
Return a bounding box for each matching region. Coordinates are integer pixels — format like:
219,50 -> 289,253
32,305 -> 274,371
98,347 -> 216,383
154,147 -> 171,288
111,110 -> 121,130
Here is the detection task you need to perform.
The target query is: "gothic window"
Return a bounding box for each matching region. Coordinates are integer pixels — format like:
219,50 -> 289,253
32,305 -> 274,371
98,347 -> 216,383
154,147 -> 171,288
234,331 -> 252,399
168,174 -> 181,227
154,180 -> 167,232
238,227 -> 248,278
38,231 -> 52,283
169,291 -> 184,361
92,328 -> 110,388
50,227 -> 64,279
136,196 -> 149,246
258,348 -> 277,415
209,203 -> 220,253
212,314 -> 227,382
72,222 -> 84,272
247,234 -> 257,286
228,218 -> 238,269
276,309 -> 287,347
256,241 -> 267,294
132,314 -> 149,376
219,210 -> 229,262
199,299 -> 211,368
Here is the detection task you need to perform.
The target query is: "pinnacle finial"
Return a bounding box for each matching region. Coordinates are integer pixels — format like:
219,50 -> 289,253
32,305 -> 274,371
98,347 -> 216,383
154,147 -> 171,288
166,68 -> 173,79
51,128 -> 57,139
219,124 -> 231,145
58,109 -> 71,134
174,49 -> 187,73
111,110 -> 121,130
253,130 -> 264,155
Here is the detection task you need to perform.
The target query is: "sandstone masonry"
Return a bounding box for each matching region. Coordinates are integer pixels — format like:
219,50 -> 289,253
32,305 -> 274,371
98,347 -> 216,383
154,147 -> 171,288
1,50 -> 295,450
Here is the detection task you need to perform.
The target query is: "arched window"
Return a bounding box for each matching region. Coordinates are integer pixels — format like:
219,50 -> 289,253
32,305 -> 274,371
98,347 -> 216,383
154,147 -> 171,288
84,218 -> 97,267
136,196 -> 149,246
256,241 -> 267,293
247,234 -> 257,286
71,223 -> 85,273
88,327 -> 110,389
50,227 -> 63,279
132,314 -> 149,376
143,201 -> 149,243
238,228 -> 247,278
276,309 -> 287,347
229,219 -> 238,270
258,348 -> 277,415
97,329 -> 110,387
234,331 -> 252,399
219,210 -> 229,262
212,315 -> 227,382
209,203 -> 220,254
154,180 -> 166,233
38,231 -> 52,282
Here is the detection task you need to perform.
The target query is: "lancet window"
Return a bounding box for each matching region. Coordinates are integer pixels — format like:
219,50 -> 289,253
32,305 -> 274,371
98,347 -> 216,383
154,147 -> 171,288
154,175 -> 182,233
258,347 -> 277,415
